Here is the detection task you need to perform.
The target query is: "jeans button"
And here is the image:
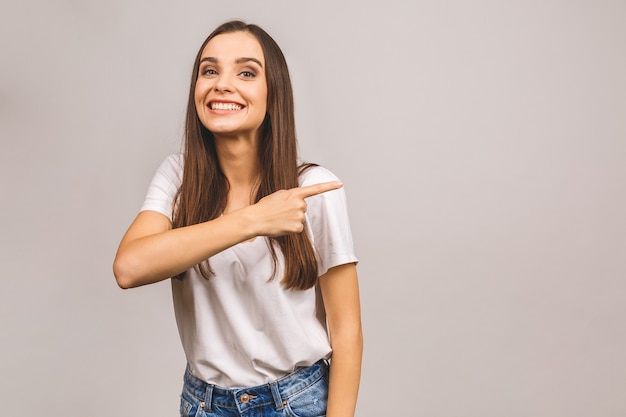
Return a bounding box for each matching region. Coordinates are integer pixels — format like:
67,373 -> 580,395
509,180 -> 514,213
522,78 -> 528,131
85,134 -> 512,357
240,393 -> 250,404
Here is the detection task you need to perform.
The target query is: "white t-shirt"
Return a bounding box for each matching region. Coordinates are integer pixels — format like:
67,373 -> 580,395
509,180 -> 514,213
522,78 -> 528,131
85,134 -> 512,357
140,154 -> 358,387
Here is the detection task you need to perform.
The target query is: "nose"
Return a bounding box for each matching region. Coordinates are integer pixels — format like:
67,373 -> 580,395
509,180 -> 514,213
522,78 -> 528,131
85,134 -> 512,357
214,73 -> 234,93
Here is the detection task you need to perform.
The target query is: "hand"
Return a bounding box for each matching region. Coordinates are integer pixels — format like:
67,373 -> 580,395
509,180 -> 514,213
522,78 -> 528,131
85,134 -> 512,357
248,181 -> 343,237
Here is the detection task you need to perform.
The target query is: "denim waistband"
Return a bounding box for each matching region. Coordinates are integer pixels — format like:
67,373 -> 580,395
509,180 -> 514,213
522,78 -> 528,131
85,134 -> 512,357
183,360 -> 329,413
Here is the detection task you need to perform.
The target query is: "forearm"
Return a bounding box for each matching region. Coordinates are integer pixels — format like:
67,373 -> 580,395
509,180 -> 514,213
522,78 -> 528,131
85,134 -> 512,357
326,331 -> 363,417
113,211 -> 254,288
113,181 -> 342,289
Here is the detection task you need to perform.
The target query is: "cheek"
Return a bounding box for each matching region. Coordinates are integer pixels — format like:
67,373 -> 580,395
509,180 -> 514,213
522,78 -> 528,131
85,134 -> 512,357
193,89 -> 202,105
194,89 -> 209,116
256,87 -> 268,113
194,81 -> 209,104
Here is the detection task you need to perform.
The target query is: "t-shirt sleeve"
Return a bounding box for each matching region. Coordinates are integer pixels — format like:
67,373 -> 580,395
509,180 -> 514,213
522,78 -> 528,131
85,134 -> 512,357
139,154 -> 184,221
301,166 -> 359,276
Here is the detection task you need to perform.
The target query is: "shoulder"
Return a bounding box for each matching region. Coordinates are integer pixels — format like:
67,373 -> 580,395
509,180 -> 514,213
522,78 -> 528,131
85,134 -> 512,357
153,153 -> 184,182
299,165 -> 340,187
159,153 -> 184,172
141,154 -> 184,218
147,153 -> 184,190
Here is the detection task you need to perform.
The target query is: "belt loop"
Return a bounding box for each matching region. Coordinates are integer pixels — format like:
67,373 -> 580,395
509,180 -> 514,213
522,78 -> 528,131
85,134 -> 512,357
204,385 -> 214,412
269,381 -> 284,410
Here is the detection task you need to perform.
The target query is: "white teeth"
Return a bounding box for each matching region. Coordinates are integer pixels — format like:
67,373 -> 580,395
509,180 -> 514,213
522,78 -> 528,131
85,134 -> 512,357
210,102 -> 242,111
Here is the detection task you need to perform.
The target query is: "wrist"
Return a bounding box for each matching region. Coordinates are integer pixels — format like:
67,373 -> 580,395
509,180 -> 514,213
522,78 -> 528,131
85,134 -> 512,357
233,206 -> 259,241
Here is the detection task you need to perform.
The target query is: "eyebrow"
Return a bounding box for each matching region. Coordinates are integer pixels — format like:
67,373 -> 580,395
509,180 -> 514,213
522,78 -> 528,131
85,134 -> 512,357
199,57 -> 263,68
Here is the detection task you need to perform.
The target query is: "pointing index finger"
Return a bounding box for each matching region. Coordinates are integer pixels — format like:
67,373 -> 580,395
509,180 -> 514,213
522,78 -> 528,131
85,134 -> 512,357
295,181 -> 343,198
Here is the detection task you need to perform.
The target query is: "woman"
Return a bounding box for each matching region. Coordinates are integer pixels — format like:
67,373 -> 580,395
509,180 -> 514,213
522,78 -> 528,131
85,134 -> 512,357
113,20 -> 362,417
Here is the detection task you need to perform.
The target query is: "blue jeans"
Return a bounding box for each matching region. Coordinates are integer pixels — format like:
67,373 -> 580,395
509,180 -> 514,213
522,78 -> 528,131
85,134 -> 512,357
180,360 -> 329,417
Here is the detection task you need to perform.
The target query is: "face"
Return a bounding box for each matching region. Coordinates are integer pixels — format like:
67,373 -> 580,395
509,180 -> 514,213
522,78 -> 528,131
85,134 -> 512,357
194,31 -> 268,139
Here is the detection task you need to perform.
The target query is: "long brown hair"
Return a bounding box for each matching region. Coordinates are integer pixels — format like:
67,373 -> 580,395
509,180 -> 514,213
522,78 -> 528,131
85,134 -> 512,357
173,20 -> 318,290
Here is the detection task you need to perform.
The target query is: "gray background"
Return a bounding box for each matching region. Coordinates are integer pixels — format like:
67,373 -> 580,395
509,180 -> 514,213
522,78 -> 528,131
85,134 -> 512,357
1,0 -> 625,416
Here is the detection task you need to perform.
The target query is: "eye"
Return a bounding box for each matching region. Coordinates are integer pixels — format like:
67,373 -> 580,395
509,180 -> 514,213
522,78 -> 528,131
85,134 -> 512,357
200,67 -> 218,76
239,70 -> 256,78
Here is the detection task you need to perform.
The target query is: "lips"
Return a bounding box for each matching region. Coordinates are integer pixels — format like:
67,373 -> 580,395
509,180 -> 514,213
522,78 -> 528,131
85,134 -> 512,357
209,101 -> 243,111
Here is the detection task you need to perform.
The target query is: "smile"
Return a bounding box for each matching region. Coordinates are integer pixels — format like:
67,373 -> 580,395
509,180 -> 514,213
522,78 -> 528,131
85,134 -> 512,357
209,102 -> 243,111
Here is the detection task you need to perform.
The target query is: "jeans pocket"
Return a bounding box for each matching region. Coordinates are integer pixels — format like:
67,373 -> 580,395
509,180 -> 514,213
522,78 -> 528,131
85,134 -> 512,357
180,391 -> 205,417
283,376 -> 328,417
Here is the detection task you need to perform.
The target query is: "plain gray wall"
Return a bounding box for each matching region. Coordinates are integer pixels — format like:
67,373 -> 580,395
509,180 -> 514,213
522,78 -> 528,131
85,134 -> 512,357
1,0 -> 625,416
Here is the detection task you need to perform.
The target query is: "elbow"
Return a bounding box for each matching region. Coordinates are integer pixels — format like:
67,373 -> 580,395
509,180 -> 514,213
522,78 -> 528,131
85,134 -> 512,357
113,258 -> 131,289
113,251 -> 168,289
113,254 -> 140,289
354,328 -> 364,352
115,277 -> 132,290
331,325 -> 363,352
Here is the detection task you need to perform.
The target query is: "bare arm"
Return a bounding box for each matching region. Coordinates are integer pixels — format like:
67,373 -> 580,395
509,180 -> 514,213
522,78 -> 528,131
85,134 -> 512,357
113,209 -> 253,288
319,263 -> 363,417
112,181 -> 343,289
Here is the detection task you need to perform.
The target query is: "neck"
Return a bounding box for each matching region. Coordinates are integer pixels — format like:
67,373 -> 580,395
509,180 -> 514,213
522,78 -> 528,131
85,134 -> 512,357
214,134 -> 261,186
213,134 -> 262,213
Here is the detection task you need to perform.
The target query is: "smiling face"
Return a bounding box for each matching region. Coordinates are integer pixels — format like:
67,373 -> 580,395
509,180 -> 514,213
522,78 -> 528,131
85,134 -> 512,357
194,31 -> 268,139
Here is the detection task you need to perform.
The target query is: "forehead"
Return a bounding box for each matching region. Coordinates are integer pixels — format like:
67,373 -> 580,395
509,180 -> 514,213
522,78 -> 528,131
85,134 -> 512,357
201,31 -> 265,65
